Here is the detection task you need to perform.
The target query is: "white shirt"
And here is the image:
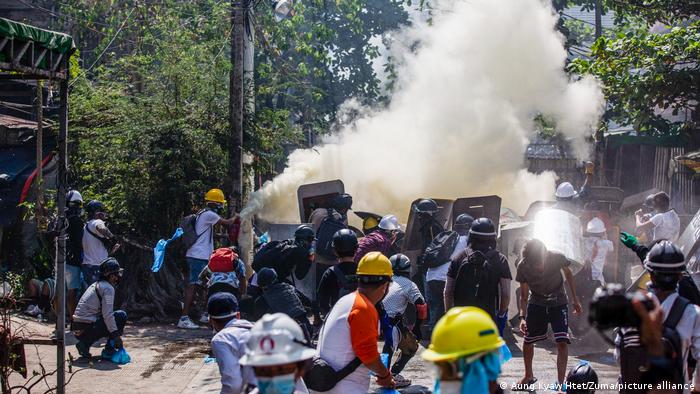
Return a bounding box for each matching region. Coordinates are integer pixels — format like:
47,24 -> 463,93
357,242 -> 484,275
186,210 -> 222,260
82,219 -> 109,266
659,293 -> 700,391
383,276 -> 423,318
210,319 -> 256,394
650,210 -> 680,242
585,237 -> 613,285
427,235 -> 467,282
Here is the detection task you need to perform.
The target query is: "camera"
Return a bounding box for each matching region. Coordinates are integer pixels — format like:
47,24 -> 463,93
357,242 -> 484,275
589,283 -> 654,330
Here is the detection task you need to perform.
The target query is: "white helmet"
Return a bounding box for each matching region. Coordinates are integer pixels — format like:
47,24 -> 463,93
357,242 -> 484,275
586,217 -> 606,234
240,313 -> 315,367
378,214 -> 401,231
67,190 -> 83,203
555,182 -> 576,199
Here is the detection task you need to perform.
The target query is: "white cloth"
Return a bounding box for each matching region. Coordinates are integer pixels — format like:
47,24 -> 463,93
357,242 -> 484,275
186,210 -> 222,260
660,293 -> 700,391
82,219 -> 109,266
210,319 -> 256,394
650,209 -> 680,242
585,238 -> 613,285
382,276 -> 423,318
427,235 -> 467,282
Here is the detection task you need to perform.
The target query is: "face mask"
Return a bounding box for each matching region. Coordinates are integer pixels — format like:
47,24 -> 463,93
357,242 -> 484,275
257,373 -> 297,394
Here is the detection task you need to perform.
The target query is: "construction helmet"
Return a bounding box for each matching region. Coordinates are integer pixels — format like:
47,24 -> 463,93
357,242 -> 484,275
99,257 -> 123,278
240,313 -> 316,367
566,361 -> 598,394
204,188 -> 227,204
378,215 -> 401,231
294,225 -> 315,243
586,217 -> 606,235
85,200 -> 105,214
66,190 -> 83,208
644,240 -> 685,273
453,213 -> 474,235
413,199 -> 439,215
469,217 -> 497,239
332,193 -> 353,211
390,254 -> 411,275
421,306 -> 504,362
356,252 -> 393,282
257,267 -> 278,288
555,182 -> 577,199
332,229 -> 358,256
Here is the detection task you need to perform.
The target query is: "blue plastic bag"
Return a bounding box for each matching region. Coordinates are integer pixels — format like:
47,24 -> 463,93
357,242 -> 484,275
111,348 -> 131,365
151,228 -> 184,272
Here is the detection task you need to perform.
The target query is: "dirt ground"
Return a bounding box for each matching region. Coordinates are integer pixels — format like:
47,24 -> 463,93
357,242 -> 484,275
8,315 -> 619,393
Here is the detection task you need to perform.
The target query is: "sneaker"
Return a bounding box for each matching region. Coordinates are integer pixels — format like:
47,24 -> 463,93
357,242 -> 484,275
199,313 -> 210,324
76,342 -> 91,359
177,316 -> 199,329
25,305 -> 41,316
394,373 -> 411,388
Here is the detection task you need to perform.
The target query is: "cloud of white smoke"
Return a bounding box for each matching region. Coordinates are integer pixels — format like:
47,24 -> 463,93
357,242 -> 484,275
242,0 -> 603,223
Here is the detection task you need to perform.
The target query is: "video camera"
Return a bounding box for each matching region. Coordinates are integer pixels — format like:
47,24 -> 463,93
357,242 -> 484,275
589,283 -> 654,330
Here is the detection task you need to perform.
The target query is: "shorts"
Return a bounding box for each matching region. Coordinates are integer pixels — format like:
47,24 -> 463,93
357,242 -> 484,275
66,265 -> 82,290
524,303 -> 569,344
186,257 -> 208,285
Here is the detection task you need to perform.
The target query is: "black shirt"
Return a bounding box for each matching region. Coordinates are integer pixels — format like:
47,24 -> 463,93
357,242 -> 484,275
317,261 -> 357,315
66,214 -> 84,267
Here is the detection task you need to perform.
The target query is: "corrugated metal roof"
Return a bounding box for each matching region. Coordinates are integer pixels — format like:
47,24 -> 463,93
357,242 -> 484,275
0,114 -> 39,130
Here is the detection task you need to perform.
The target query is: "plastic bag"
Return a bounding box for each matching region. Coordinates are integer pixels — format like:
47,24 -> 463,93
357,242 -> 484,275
111,348 -> 131,365
152,228 -> 184,272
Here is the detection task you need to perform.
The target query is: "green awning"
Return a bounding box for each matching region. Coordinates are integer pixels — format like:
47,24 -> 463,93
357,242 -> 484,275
0,17 -> 75,55
605,131 -> 688,149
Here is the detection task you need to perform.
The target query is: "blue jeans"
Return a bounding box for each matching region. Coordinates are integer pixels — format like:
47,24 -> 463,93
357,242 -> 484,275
75,310 -> 127,348
81,264 -> 101,286
426,280 -> 446,329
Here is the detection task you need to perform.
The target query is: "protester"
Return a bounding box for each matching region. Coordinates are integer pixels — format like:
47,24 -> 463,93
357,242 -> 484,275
310,193 -> 352,269
584,217 -> 613,286
421,306 -> 509,394
198,247 -> 247,323
381,253 -> 427,387
516,239 -> 582,388
71,258 -> 127,359
414,199 -> 444,252
208,292 -> 256,393
636,191 -> 681,243
179,188 -> 239,329
65,189 -> 84,317
253,225 -> 316,283
637,194 -> 656,244
253,267 -> 313,341
317,229 -> 359,316
240,313 -> 316,394
616,241 -> 700,391
553,161 -> 594,213
315,252 -> 396,392
24,277 -> 55,318
445,218 -> 511,335
355,211 -> 382,236
565,361 -> 598,394
354,215 -> 400,264
426,213 -> 472,330
308,193 -> 352,231
82,200 -> 119,285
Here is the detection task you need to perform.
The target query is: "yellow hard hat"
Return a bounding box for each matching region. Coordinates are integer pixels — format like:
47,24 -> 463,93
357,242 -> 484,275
356,252 -> 393,277
422,307 -> 504,362
204,188 -> 226,204
363,216 -> 380,231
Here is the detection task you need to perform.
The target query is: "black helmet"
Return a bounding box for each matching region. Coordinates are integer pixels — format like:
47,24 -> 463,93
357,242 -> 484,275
644,240 -> 685,273
99,257 -> 123,278
453,213 -> 474,235
294,225 -> 315,242
566,362 -> 598,394
257,267 -> 278,288
389,254 -> 411,274
470,217 -> 497,239
332,193 -> 353,211
86,200 -> 105,214
413,199 -> 439,215
332,229 -> 358,257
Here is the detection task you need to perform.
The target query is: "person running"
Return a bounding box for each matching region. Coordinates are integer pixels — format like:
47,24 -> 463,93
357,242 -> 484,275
208,292 -> 256,393
516,239 -> 582,388
240,313 -> 316,393
317,229 -> 359,316
82,200 -> 119,285
178,188 -> 238,329
253,268 -> 313,341
381,254 -> 427,388
315,252 -> 396,392
71,258 -> 127,359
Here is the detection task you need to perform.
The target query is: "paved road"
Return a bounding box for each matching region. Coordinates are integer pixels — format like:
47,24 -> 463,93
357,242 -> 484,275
10,316 -> 618,393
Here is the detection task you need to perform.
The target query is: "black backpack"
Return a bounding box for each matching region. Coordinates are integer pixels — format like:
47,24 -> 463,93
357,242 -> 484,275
252,240 -> 296,274
180,210 -> 206,250
453,249 -> 499,306
618,296 -> 689,393
332,265 -> 358,299
316,209 -> 348,260
422,231 -> 459,269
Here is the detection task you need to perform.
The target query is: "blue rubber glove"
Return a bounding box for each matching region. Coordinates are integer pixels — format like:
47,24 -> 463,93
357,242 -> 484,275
495,311 -> 508,337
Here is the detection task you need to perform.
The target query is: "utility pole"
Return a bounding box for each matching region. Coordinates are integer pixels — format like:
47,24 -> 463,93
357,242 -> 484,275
593,0 -> 605,185
35,81 -> 44,230
230,0 -> 247,213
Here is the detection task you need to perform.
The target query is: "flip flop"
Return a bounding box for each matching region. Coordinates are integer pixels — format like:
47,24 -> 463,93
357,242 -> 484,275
512,377 -> 538,392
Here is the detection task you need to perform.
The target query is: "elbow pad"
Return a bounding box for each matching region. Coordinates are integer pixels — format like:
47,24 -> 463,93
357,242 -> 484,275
416,303 -> 428,320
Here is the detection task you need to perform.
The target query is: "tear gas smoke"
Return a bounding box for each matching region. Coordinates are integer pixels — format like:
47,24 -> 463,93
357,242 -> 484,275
242,0 -> 603,222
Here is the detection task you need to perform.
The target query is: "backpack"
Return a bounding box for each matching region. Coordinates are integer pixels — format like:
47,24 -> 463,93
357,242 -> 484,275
180,210 -> 205,250
423,231 -> 460,269
618,296 -> 689,393
453,249 -> 499,307
332,265 -> 357,299
252,240 -> 296,274
316,209 -> 348,260
209,248 -> 239,273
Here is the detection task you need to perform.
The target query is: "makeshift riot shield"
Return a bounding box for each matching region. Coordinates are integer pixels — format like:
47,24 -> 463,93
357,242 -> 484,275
263,223 -> 317,303
678,208 -> 700,273
402,199 -> 453,270
532,208 -> 584,275
297,180 -> 345,223
451,196 -> 502,230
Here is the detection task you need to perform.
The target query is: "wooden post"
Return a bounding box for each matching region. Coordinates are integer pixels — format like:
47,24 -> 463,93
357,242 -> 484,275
230,0 -> 247,213
35,81 -> 44,230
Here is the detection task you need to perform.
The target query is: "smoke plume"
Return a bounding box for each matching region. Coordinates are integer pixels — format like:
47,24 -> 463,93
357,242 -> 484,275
242,0 -> 603,223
